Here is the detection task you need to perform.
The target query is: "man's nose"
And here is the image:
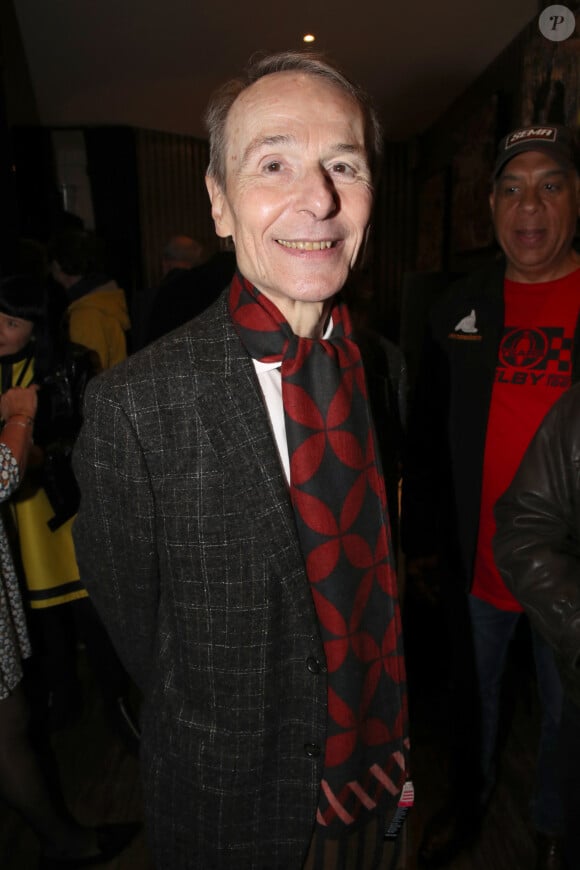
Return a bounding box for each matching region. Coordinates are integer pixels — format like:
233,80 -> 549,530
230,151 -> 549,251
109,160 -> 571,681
296,166 -> 339,219
519,187 -> 541,211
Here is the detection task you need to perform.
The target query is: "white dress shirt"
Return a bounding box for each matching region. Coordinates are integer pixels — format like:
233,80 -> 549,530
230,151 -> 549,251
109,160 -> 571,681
251,317 -> 333,485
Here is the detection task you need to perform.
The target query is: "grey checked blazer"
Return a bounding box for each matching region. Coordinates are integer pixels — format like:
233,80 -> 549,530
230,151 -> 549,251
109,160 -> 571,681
73,293 -> 328,869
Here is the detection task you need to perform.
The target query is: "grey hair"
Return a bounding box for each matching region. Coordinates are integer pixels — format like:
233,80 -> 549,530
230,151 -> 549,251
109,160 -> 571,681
204,51 -> 383,189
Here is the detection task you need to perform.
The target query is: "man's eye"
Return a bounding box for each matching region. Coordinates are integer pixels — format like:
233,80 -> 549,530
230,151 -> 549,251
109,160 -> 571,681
544,183 -> 560,192
264,161 -> 282,173
331,163 -> 354,176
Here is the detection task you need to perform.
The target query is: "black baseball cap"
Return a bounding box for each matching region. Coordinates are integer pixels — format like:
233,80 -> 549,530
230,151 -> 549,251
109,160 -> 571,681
492,125 -> 578,179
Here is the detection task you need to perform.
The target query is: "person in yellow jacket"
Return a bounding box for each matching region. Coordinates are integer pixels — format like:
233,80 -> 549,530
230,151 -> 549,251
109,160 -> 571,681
0,274 -> 138,747
49,229 -> 130,371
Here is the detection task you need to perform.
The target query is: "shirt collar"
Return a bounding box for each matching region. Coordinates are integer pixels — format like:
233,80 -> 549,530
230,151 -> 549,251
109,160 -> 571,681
253,316 -> 334,372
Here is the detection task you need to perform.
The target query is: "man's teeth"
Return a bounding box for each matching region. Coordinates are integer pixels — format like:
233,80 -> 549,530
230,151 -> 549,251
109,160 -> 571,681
276,240 -> 333,250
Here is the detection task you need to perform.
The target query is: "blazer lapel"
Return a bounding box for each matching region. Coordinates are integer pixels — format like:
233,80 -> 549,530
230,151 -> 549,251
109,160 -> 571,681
195,339 -> 321,636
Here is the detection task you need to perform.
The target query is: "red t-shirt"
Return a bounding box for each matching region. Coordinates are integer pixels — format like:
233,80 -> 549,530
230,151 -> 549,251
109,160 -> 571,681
472,268 -> 580,610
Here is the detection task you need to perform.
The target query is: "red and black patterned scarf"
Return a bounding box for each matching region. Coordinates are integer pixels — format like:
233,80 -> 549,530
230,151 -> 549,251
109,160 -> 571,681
229,273 -> 408,837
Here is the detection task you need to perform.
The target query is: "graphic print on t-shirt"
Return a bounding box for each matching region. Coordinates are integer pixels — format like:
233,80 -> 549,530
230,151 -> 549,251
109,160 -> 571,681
496,325 -> 571,389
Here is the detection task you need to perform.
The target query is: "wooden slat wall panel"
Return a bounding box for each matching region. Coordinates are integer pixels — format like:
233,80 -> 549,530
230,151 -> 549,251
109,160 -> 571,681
136,130 -> 216,288
371,141 -> 415,341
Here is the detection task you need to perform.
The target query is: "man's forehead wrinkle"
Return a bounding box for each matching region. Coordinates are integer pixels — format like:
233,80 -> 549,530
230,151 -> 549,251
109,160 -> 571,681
500,159 -> 572,179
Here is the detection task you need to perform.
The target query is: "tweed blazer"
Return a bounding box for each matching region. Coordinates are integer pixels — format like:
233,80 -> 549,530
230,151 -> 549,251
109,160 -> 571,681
73,293 -> 328,869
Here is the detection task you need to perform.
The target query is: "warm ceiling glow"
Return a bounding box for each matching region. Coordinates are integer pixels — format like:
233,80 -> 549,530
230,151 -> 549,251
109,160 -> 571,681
303,34 -> 315,43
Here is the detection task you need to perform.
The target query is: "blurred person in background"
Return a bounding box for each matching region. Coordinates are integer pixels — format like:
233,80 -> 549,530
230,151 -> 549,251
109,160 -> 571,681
49,230 -> 130,371
0,274 -> 139,749
0,381 -> 138,868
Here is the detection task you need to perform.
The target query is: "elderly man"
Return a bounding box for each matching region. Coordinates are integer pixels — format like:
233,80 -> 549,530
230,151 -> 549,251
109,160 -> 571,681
72,52 -> 409,870
160,235 -> 204,275
403,125 -> 580,869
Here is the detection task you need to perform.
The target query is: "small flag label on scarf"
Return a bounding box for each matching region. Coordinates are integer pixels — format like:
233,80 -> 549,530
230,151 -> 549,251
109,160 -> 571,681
384,780 -> 414,840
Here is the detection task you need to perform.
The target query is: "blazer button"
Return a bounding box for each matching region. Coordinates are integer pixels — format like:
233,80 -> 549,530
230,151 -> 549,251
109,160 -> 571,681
306,656 -> 321,674
304,743 -> 321,758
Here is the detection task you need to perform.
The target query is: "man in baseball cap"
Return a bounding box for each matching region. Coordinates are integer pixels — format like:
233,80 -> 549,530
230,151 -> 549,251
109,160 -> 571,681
405,122 -> 580,868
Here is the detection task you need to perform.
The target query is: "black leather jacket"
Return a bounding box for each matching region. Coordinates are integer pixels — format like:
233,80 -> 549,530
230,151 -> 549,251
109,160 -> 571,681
494,381 -> 580,708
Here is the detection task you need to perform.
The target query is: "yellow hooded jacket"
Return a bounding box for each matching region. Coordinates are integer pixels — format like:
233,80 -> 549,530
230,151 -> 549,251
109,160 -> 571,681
67,279 -> 131,371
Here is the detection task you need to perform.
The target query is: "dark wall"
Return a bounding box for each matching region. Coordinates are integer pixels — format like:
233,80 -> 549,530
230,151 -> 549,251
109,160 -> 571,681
0,71 -> 16,275
410,23 -> 532,281
11,126 -> 61,244
84,127 -> 142,295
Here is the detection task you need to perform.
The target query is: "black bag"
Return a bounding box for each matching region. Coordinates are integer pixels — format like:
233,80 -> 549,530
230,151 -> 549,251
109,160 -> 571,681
35,342 -> 100,529
36,342 -> 99,445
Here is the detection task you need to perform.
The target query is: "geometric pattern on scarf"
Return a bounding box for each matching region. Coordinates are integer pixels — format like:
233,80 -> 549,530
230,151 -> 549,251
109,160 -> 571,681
229,273 -> 409,835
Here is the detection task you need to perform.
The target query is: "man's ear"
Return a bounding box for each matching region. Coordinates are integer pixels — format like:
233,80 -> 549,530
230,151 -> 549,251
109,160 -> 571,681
489,186 -> 496,219
205,176 -> 232,239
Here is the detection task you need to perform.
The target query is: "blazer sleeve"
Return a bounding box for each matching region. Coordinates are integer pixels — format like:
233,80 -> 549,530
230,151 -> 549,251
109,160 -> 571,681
493,388 -> 580,674
72,375 -> 159,692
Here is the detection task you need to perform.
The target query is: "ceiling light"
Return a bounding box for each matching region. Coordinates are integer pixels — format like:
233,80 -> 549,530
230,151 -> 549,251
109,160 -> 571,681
303,34 -> 315,43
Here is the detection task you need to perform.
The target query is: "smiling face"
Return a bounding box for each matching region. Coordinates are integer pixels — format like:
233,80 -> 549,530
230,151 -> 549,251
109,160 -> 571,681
490,150 -> 580,282
0,311 -> 34,357
206,71 -> 373,326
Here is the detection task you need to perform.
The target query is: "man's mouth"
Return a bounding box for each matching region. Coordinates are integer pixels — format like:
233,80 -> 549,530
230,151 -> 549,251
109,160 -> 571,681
516,229 -> 545,241
276,239 -> 334,250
